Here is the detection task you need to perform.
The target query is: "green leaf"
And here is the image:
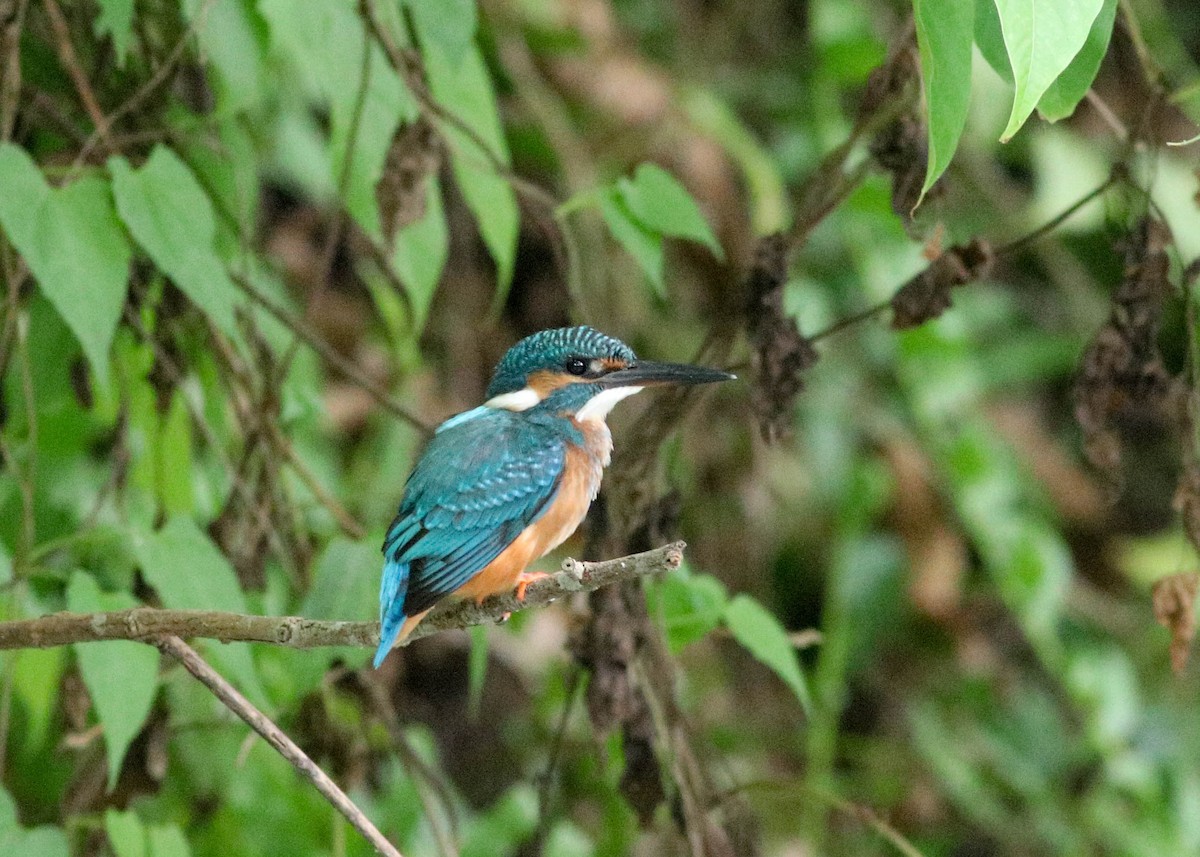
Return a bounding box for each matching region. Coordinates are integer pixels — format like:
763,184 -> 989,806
616,164 -> 724,258
133,516 -> 248,614
259,0 -> 417,238
467,624 -> 488,720
0,788 -> 68,857
405,0 -> 477,66
683,89 -> 789,235
109,147 -> 243,336
422,40 -> 519,300
11,648 -> 66,755
147,824 -> 192,857
649,565 -> 728,652
723,594 -> 812,713
1037,0 -> 1117,122
0,144 -> 131,380
974,0 -> 1012,82
597,187 -> 664,295
67,573 -> 160,790
181,0 -> 267,111
994,0 -> 1105,141
95,0 -> 135,63
913,0 -> 974,199
300,538 -> 377,623
461,785 -> 539,857
299,537 -> 377,668
132,517 -> 268,707
156,392 -> 194,516
391,176 -> 449,331
105,809 -> 147,857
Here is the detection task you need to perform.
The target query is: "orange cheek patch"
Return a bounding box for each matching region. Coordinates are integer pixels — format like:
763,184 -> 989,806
530,364 -> 595,396
527,369 -> 585,396
599,357 -> 628,372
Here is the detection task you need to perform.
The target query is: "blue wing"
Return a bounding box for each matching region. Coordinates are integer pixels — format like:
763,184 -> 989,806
375,409 -> 566,666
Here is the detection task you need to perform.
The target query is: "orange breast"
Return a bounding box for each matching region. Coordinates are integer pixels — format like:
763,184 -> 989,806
453,441 -> 603,603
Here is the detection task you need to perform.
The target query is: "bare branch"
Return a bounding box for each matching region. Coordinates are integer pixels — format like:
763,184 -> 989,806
0,543 -> 686,651
156,635 -> 403,857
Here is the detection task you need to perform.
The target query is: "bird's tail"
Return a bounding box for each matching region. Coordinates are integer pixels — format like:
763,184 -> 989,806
375,557 -> 410,668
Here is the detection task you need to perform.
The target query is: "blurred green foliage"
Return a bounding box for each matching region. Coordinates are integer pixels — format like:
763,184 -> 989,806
0,0 -> 1199,855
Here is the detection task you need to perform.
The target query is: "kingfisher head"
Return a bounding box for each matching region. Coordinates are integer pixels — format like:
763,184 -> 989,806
482,326 -> 734,421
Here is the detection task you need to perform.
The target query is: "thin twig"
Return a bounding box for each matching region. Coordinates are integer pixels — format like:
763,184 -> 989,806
807,173 -> 1122,344
809,297 -> 892,344
533,666 -> 582,847
360,674 -> 460,857
276,17 -> 374,388
0,0 -> 30,141
263,419 -> 368,540
155,635 -> 403,857
73,0 -> 217,167
41,0 -> 111,145
0,542 -> 686,650
362,0 -> 580,306
1084,90 -> 1129,143
996,170 -> 1121,257
232,272 -> 430,435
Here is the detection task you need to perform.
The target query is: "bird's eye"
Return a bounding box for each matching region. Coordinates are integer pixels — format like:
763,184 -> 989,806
566,357 -> 588,376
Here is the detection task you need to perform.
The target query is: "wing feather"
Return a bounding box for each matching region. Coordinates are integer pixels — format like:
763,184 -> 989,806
380,409 -> 566,620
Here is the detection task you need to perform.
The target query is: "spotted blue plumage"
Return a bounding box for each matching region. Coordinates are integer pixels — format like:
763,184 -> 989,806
374,402 -> 587,667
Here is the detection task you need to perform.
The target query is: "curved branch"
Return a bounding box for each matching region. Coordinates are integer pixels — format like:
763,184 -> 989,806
0,543 -> 685,651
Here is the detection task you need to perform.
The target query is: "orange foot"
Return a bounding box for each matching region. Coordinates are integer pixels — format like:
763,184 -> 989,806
514,570 -> 550,602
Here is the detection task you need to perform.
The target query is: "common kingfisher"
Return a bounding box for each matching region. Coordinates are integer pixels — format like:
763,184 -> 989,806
374,326 -> 733,667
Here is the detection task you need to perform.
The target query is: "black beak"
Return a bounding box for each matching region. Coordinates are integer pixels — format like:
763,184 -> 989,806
596,361 -> 736,388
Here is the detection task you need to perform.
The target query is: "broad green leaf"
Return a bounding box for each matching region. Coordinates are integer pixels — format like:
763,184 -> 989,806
67,574 -> 160,790
461,785 -> 539,857
109,147 -> 241,337
994,0 -> 1105,140
616,164 -> 724,258
723,594 -> 812,713
259,0 -> 417,238
299,537 -> 376,668
597,187 -> 664,295
649,565 -> 729,652
181,0 -> 267,111
300,538 -> 377,622
0,144 -> 131,380
0,789 -> 68,857
147,824 -> 192,857
405,0 -> 477,66
913,0 -> 974,198
95,0 -> 135,63
974,0 -> 1012,82
11,647 -> 65,755
133,516 -> 247,614
422,40 -> 519,300
0,784 -> 17,840
105,809 -> 147,857
391,176 -> 449,331
156,392 -> 194,516
1037,0 -> 1117,122
132,517 -> 268,707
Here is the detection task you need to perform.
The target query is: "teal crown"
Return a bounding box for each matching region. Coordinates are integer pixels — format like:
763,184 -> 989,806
486,326 -> 636,397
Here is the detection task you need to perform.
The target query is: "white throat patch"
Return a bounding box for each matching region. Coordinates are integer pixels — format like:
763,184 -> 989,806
483,387 -> 541,411
575,386 -> 644,422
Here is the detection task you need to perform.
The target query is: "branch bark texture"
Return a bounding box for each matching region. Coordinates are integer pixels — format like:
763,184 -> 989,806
0,543 -> 685,650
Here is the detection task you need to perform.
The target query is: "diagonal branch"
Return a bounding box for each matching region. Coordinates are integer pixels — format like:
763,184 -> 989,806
156,634 -> 403,857
0,543 -> 685,650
